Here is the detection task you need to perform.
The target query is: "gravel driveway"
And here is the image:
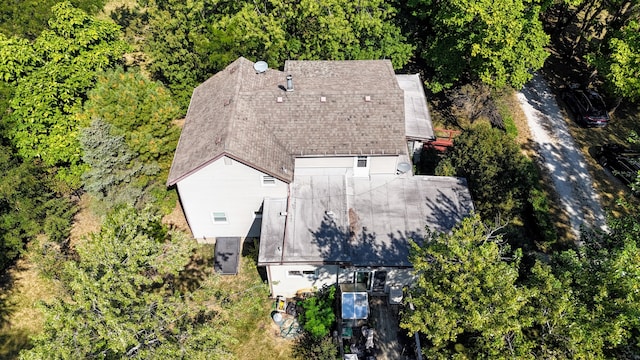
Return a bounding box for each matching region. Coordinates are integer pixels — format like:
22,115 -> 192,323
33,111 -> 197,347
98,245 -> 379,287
517,74 -> 608,240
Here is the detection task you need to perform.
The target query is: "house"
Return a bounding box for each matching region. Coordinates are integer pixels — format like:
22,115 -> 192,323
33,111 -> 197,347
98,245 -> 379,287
167,57 -> 473,297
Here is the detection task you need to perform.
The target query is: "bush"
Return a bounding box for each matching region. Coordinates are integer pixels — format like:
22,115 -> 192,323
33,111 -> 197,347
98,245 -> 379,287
292,333 -> 339,360
298,285 -> 336,339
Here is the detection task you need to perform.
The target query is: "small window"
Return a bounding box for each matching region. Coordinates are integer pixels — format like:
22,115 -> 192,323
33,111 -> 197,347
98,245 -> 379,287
357,156 -> 368,168
212,212 -> 228,223
288,270 -> 317,278
262,175 -> 276,186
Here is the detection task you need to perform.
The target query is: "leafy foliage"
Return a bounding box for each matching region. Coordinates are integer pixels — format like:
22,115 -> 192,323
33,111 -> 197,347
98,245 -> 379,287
298,286 -> 336,339
20,205 -> 235,359
0,2 -> 129,189
593,20 -> 640,102
435,123 -> 533,221
409,0 -> 549,92
404,207 -> 640,358
79,118 -> 152,209
403,214 -> 530,358
80,67 -> 180,172
140,0 -> 413,107
78,68 -> 180,212
0,0 -> 106,39
292,333 -> 339,360
0,145 -> 76,271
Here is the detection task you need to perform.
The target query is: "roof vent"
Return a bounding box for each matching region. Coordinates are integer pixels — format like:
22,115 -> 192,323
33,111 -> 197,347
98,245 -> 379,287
397,162 -> 412,174
254,61 -> 268,73
286,75 -> 294,92
364,95 -> 371,102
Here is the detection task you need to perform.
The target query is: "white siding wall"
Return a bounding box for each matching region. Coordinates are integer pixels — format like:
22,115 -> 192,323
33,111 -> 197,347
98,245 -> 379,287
369,156 -> 400,175
176,157 -> 288,240
268,265 -> 416,298
268,264 -> 339,298
294,156 -> 400,176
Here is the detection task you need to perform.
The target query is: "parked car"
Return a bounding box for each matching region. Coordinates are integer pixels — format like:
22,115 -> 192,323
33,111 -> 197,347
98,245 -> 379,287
561,87 -> 610,127
595,143 -> 640,194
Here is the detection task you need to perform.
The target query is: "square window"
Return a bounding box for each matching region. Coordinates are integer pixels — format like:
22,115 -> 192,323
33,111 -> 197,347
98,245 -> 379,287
262,175 -> 276,186
357,156 -> 368,168
212,212 -> 228,223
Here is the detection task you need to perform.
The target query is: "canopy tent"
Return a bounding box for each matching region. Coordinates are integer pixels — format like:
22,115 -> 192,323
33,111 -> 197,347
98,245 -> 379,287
341,292 -> 369,320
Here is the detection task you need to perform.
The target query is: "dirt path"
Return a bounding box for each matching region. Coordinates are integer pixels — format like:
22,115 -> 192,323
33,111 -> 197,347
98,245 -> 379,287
517,74 -> 608,240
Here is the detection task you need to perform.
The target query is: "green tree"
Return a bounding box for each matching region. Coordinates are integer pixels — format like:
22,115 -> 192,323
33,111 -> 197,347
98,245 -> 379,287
141,0 -> 413,107
298,285 -> 336,339
0,2 -> 128,189
141,0 -> 226,108
78,68 -> 180,211
0,145 -> 75,271
213,0 -> 413,67
402,214 -> 530,358
80,67 -> 180,171
79,118 -> 151,209
0,0 -> 106,39
409,0 -> 549,92
292,333 -> 339,360
592,20 -> 640,102
20,205 -> 235,359
435,123 -> 533,221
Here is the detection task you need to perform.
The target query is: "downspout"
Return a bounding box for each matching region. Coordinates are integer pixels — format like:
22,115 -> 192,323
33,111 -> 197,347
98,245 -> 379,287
279,183 -> 292,265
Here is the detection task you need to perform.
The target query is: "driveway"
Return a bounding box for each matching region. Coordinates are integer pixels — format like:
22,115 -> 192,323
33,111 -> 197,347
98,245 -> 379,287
517,74 -> 608,240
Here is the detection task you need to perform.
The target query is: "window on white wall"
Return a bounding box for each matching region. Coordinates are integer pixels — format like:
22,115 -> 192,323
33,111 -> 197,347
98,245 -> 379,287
287,270 -> 318,279
211,212 -> 228,224
357,156 -> 368,168
261,175 -> 276,186
354,156 -> 370,177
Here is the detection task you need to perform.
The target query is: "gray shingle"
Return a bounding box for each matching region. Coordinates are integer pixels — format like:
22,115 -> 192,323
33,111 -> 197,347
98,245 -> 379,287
168,57 -> 408,185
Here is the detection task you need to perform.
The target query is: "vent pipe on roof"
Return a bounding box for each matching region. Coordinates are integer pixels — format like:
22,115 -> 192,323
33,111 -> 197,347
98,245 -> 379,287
286,75 -> 294,92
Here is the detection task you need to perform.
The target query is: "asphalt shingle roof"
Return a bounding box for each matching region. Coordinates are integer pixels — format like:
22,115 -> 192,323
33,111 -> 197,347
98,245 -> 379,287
167,57 -> 408,185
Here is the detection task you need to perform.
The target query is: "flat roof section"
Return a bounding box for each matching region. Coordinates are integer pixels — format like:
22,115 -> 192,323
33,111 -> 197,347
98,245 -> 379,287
214,237 -> 241,275
258,174 -> 473,266
396,74 -> 434,141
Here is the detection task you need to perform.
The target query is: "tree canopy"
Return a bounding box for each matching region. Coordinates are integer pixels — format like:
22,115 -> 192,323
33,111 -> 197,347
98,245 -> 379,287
0,2 -> 128,189
0,0 -> 106,39
403,208 -> 640,358
78,68 -> 180,212
0,145 -> 75,271
594,19 -> 640,102
409,0 -> 549,92
20,205 -> 235,359
435,123 -> 533,221
403,214 -> 530,358
141,0 -> 413,107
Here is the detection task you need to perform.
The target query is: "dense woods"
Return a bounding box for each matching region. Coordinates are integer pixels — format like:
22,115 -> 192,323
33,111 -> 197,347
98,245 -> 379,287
0,0 -> 639,358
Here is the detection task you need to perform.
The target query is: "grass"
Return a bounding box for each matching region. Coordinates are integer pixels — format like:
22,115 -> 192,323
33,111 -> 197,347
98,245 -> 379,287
194,242 -> 294,360
0,197 -> 296,359
0,242 -> 64,359
225,257 -> 294,360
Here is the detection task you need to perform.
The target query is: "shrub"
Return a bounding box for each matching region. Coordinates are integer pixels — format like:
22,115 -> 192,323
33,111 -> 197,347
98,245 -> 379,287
298,286 -> 336,339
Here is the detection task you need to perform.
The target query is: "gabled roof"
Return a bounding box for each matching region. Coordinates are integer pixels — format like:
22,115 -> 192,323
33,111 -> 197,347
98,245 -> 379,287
167,57 -> 408,186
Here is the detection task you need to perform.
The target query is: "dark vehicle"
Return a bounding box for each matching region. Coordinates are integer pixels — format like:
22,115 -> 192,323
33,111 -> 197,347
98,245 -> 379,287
596,143 -> 640,194
561,87 -> 610,127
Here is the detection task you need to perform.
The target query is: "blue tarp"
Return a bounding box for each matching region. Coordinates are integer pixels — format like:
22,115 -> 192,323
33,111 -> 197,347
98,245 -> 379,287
342,292 -> 369,320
